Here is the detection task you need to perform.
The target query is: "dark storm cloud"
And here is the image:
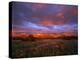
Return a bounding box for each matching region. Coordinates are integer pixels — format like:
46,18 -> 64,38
12,2 -> 33,25
12,2 -> 78,33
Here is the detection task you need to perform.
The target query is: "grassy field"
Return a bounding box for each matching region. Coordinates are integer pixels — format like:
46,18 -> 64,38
11,38 -> 78,58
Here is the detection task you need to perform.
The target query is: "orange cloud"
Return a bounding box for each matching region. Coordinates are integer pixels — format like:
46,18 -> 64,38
39,19 -> 54,26
57,13 -> 64,18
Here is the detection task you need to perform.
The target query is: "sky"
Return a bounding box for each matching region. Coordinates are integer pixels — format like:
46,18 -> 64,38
12,2 -> 78,34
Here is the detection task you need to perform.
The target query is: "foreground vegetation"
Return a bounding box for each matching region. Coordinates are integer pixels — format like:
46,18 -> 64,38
11,37 -> 78,58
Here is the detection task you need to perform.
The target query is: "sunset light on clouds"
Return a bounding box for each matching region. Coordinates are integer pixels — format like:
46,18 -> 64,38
12,2 -> 78,35
10,2 -> 78,58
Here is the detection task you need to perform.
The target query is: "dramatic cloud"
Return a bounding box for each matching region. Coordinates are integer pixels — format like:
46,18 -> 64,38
12,2 -> 78,34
